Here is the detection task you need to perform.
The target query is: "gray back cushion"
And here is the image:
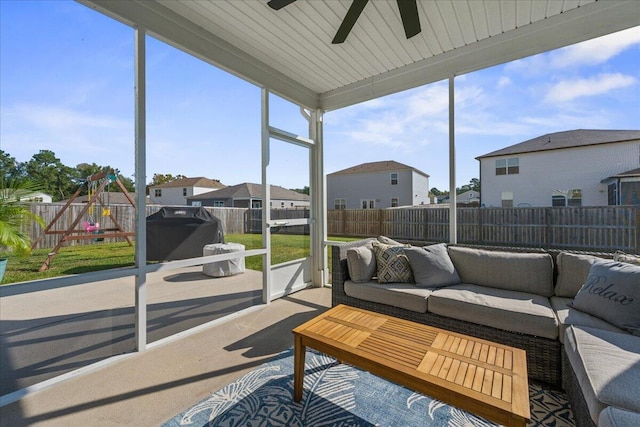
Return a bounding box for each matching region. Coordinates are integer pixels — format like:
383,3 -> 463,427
448,246 -> 554,296
571,261 -> 640,336
556,252 -> 605,297
404,244 -> 460,288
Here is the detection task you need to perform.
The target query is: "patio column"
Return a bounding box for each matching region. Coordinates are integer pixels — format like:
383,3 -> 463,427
134,25 -> 147,351
261,88 -> 271,304
310,109 -> 327,286
449,75 -> 457,244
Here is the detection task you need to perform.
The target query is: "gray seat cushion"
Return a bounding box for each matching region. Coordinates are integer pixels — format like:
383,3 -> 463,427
550,297 -> 625,344
343,280 -> 432,313
564,326 -> 640,424
427,284 -> 559,339
598,406 -> 640,427
447,246 -> 554,296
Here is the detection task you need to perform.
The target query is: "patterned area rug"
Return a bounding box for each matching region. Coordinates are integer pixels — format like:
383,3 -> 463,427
163,348 -> 574,427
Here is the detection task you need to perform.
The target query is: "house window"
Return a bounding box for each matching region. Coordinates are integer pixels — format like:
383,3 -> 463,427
496,158 -> 519,175
501,192 -> 513,208
213,201 -> 224,207
552,189 -> 582,207
154,189 -> 162,197
334,198 -> 346,210
361,199 -> 375,209
252,200 -> 261,208
391,197 -> 399,207
192,201 -> 202,207
290,202 -> 294,207
608,183 -> 617,206
183,188 -> 187,196
281,202 -> 285,208
390,173 -> 398,185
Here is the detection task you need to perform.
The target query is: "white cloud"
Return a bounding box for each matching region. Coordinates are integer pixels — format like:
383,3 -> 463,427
544,73 -> 637,103
504,26 -> 640,76
550,26 -> 640,68
497,76 -> 512,89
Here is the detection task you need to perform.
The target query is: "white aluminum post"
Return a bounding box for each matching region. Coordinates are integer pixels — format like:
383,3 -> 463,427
310,109 -> 327,286
449,76 -> 457,244
134,26 -> 147,350
261,88 -> 271,303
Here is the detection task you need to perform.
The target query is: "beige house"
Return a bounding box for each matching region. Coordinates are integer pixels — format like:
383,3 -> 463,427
148,177 -> 226,206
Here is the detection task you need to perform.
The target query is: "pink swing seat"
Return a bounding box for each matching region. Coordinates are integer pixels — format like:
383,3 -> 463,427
83,221 -> 100,232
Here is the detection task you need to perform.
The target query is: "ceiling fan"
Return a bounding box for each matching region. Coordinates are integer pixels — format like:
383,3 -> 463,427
267,0 -> 421,44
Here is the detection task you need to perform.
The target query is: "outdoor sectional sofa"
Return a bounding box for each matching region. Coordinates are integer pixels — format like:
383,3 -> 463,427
330,238 -> 640,427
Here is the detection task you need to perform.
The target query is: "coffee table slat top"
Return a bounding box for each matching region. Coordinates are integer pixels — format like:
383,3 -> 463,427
293,304 -> 530,426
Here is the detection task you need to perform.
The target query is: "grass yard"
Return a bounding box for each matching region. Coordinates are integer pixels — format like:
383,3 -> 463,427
1,234 -> 358,285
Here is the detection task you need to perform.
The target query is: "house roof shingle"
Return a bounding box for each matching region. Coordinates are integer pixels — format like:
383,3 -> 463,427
476,129 -> 640,159
188,183 -> 309,201
149,177 -> 226,189
328,160 -> 429,178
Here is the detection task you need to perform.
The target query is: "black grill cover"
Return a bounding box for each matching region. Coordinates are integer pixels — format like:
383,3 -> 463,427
146,207 -> 224,261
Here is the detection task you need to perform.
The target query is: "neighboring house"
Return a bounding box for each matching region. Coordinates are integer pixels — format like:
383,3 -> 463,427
66,192 -> 141,205
477,129 -> 640,207
148,177 -> 226,206
5,190 -> 53,203
434,191 -> 480,205
601,168 -> 640,206
327,160 -> 430,210
187,182 -> 309,209
456,190 -> 481,205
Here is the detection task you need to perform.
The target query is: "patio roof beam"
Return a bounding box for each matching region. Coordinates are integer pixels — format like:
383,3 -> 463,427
268,126 -> 315,148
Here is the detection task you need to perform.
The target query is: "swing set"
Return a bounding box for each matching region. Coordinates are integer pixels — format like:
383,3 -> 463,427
31,169 -> 136,271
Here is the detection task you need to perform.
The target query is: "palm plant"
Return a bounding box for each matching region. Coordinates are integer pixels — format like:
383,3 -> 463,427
0,177 -> 45,282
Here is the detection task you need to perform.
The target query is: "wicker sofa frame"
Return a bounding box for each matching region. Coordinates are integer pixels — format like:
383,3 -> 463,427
562,351 -> 597,427
330,240 -> 562,386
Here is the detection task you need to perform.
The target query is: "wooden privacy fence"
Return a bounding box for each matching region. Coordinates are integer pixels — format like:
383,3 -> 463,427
328,206 -> 640,253
28,204 -> 248,250
27,204 -> 639,253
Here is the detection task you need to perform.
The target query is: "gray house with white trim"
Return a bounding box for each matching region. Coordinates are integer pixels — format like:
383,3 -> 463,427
187,182 -> 309,209
477,130 -> 640,207
327,160 -> 430,210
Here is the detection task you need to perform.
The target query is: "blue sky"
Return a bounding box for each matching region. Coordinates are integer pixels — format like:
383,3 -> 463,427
1,1 -> 639,192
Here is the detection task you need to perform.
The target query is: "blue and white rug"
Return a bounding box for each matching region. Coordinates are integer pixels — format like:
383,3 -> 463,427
163,348 -> 574,427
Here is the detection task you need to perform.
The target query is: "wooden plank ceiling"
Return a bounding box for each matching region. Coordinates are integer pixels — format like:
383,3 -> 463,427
81,0 -> 640,110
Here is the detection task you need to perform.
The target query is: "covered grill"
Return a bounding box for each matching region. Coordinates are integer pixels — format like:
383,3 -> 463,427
146,207 -> 224,261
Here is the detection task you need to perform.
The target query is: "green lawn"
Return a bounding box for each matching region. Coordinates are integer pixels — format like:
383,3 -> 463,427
1,234 -> 357,285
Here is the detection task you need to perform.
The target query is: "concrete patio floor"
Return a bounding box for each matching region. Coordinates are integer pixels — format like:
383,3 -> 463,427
1,278 -> 331,426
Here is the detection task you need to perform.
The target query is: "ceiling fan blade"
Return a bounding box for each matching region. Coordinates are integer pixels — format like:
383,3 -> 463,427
267,0 -> 297,11
332,0 -> 369,44
396,0 -> 421,39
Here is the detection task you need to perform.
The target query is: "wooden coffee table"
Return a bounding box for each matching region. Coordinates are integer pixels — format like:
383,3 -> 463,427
293,304 -> 530,426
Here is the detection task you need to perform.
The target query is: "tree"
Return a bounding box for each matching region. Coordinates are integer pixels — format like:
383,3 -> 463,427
149,173 -> 186,186
430,187 -> 446,196
0,150 -> 26,182
456,178 -> 480,194
24,150 -> 74,201
291,186 -> 310,195
0,177 -> 45,257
